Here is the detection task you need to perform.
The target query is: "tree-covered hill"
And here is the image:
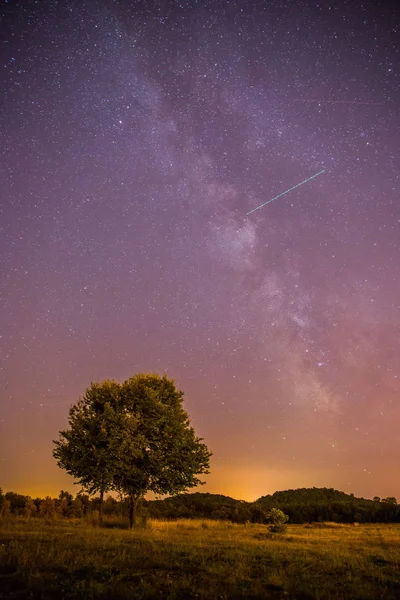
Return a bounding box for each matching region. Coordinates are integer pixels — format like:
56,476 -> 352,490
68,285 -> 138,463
253,487 -> 398,523
144,487 -> 399,523
256,486 -> 353,506
144,492 -> 241,520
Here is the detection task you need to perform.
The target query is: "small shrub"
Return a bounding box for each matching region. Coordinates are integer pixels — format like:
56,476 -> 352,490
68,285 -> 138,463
266,508 -> 289,526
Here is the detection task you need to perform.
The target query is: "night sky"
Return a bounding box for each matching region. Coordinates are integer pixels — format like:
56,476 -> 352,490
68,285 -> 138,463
1,0 -> 399,502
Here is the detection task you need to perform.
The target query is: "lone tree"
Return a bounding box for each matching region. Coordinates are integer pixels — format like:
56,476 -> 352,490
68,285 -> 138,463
53,373 -> 212,528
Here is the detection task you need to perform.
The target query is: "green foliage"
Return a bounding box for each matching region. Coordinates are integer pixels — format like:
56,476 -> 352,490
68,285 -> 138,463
147,492 -> 239,520
231,503 -> 253,524
250,506 -> 267,524
383,497 -> 398,505
265,508 -> 289,533
2,485 -> 399,526
115,375 -> 211,516
75,493 -> 90,516
4,492 -> 28,515
266,508 -> 289,525
257,486 -> 352,508
254,487 -> 400,524
57,490 -> 74,517
53,380 -> 121,503
58,490 -> 73,504
53,373 -> 212,528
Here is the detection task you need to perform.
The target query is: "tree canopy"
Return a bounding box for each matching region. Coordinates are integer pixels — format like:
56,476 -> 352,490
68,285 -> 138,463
53,373 -> 212,527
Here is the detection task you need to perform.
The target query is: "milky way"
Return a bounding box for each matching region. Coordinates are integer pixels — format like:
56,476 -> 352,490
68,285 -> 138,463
1,0 -> 399,501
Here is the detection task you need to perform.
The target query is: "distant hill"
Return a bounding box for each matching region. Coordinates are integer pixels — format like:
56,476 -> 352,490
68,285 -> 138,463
144,492 -> 241,520
255,487 -> 356,507
144,487 -> 399,524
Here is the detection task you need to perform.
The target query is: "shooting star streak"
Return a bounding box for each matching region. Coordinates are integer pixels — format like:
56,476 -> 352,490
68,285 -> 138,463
293,99 -> 384,106
246,169 -> 326,215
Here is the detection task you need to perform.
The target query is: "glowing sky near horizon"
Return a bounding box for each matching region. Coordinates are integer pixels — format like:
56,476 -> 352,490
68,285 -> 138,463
1,0 -> 399,502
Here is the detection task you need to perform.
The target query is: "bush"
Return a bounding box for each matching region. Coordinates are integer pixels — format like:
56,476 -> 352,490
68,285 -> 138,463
266,508 -> 289,533
266,508 -> 289,525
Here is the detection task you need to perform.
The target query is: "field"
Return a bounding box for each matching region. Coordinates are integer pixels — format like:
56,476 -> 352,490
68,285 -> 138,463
1,518 -> 400,599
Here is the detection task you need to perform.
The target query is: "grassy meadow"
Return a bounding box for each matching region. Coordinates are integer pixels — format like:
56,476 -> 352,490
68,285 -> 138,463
1,517 -> 400,599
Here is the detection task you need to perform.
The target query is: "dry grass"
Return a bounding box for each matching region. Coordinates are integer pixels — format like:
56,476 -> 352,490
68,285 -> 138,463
0,517 -> 399,599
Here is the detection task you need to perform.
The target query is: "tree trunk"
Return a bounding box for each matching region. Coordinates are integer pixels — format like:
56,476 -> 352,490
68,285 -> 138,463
99,489 -> 104,526
129,493 -> 134,529
128,493 -> 140,529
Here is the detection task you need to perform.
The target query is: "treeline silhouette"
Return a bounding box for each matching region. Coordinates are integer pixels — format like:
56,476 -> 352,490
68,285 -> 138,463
1,487 -> 399,524
144,489 -> 399,524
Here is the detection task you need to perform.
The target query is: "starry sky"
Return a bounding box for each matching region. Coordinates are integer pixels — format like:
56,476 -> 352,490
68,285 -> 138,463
1,0 -> 399,502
